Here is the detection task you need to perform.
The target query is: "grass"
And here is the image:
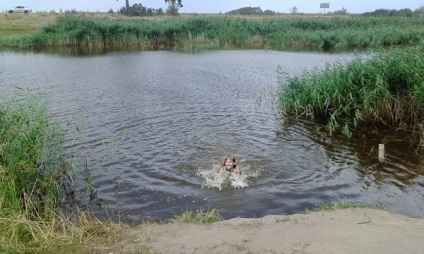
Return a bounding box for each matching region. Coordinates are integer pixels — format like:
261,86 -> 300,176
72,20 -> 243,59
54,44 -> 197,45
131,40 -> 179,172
0,13 -> 423,50
168,209 -> 221,224
0,94 -> 69,252
50,211 -> 132,254
0,95 -> 119,253
312,201 -> 366,212
302,201 -> 368,214
0,13 -> 58,36
278,45 -> 424,140
0,95 -> 67,215
0,95 -> 133,253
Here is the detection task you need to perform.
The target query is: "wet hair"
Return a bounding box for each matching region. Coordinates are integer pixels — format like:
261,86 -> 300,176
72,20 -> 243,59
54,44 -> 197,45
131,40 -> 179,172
223,156 -> 237,169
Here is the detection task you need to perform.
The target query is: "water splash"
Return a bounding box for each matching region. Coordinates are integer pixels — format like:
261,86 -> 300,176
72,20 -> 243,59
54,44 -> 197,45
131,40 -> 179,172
230,173 -> 249,188
197,164 -> 250,190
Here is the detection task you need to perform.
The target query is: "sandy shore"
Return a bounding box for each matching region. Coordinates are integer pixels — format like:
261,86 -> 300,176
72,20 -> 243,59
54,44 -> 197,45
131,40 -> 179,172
99,208 -> 424,254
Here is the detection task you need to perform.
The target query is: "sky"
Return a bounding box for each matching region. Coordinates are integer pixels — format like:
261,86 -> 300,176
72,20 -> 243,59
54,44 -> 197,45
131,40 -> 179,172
2,0 -> 423,14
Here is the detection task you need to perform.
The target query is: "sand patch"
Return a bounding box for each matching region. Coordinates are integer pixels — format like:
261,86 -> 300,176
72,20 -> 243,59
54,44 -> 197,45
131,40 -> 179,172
110,208 -> 424,253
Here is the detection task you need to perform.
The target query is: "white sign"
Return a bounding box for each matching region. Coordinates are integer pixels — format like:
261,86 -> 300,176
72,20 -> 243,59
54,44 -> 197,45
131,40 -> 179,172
320,3 -> 330,9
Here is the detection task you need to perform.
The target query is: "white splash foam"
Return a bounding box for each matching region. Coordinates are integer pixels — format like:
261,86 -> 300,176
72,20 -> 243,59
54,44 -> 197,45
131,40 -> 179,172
230,173 -> 249,188
197,165 -> 249,190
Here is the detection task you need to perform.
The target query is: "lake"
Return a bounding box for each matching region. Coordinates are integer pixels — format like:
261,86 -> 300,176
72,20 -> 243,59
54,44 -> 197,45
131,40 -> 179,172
1,49 -> 423,222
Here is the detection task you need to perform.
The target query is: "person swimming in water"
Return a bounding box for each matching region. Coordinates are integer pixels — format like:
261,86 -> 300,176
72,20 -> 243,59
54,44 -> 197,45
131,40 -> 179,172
219,155 -> 241,176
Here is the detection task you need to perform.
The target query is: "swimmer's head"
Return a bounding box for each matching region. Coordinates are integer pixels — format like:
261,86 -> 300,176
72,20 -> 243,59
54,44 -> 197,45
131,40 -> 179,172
223,156 -> 237,170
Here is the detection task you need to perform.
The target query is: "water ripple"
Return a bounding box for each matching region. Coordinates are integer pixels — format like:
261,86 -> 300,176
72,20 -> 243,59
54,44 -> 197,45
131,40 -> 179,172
1,50 -> 424,221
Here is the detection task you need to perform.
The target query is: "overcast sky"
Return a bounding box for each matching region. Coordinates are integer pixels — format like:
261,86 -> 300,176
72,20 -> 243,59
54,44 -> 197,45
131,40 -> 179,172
2,0 -> 424,14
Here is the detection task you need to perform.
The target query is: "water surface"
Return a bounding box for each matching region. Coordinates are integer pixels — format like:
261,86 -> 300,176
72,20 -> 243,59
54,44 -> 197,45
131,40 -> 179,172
1,49 -> 423,222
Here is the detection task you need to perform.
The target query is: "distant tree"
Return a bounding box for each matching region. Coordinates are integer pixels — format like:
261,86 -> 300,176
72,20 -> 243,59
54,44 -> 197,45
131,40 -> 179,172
363,8 -> 413,17
120,3 -> 144,16
64,9 -> 78,14
415,6 -> 424,17
165,0 -> 183,15
117,0 -> 130,15
119,3 -> 164,16
397,8 -> 413,17
290,6 -> 298,15
333,7 -> 348,15
117,0 -> 130,9
165,0 -> 183,8
115,0 -> 179,16
263,9 -> 276,15
226,6 -> 263,15
166,4 -> 178,15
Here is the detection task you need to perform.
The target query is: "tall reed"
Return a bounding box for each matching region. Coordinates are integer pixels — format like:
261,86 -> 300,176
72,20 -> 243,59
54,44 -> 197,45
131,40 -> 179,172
0,95 -> 72,252
278,45 -> 424,138
0,14 -> 423,50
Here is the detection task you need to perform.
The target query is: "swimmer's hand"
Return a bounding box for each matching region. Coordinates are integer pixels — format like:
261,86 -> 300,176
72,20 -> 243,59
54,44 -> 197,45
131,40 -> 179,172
219,167 -> 226,174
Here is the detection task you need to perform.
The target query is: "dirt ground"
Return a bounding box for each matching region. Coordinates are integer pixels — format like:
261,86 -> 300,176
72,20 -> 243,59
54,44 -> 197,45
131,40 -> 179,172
97,208 -> 424,254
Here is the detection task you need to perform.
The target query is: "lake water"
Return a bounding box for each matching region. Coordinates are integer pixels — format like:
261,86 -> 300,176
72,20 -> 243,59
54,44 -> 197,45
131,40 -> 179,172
1,49 -> 423,222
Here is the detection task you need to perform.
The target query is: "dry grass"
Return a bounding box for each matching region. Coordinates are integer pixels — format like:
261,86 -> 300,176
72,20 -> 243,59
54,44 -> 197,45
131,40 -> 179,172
0,12 -> 180,36
0,13 -> 58,35
0,209 -> 134,254
57,211 -> 132,254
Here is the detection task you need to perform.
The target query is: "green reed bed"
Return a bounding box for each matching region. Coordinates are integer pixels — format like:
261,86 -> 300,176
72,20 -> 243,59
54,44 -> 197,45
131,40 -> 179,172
0,15 -> 423,50
0,96 -> 72,252
278,45 -> 424,138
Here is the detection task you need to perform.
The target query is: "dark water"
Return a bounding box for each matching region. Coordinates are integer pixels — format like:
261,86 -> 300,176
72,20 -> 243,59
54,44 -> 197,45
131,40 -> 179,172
1,49 -> 423,222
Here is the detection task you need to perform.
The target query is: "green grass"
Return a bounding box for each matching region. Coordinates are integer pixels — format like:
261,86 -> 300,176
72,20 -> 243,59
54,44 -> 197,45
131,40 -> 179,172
302,201 -> 369,214
0,95 -> 72,253
0,14 -> 423,50
312,201 -> 366,212
0,95 -> 68,214
168,209 -> 221,224
278,45 -> 424,139
0,94 -> 132,254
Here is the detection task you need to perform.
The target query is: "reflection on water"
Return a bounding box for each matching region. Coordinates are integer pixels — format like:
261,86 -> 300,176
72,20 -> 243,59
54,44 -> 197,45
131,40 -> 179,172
0,49 -> 423,222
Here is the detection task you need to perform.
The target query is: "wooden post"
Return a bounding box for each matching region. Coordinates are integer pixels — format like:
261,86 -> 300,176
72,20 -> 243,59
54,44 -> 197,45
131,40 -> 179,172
378,144 -> 385,162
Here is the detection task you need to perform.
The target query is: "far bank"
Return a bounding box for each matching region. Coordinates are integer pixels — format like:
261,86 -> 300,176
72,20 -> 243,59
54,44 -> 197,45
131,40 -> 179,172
0,13 -> 423,51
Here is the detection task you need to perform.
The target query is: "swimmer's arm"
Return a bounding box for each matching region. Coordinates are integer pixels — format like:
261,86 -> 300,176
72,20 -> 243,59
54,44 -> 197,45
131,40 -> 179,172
234,166 -> 241,176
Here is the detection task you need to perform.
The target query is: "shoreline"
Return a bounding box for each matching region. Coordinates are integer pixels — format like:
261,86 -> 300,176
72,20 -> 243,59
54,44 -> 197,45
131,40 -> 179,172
87,208 -> 424,253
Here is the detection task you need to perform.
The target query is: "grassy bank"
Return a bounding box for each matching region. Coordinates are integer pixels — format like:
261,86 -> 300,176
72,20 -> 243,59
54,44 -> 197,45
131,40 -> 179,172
0,13 -> 423,50
278,45 -> 424,139
0,13 -> 58,36
0,95 -> 127,253
0,96 -> 73,253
